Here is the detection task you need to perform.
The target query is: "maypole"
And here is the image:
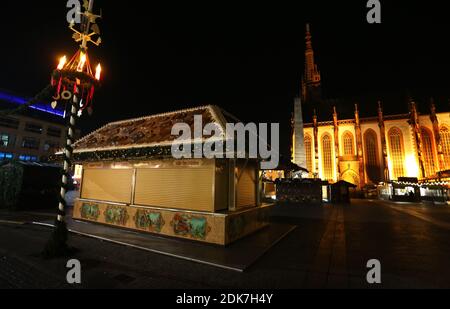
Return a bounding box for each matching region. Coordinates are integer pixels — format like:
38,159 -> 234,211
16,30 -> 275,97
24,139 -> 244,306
44,0 -> 103,257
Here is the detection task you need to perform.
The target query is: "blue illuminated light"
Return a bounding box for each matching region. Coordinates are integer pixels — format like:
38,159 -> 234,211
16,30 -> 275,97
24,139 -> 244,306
0,91 -> 65,117
0,152 -> 14,160
19,155 -> 38,162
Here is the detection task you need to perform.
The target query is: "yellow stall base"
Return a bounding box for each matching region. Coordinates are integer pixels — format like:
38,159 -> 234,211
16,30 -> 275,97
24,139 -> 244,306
73,199 -> 274,245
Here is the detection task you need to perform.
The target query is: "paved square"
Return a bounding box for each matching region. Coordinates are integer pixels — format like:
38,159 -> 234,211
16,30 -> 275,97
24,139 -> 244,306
1,199 -> 450,288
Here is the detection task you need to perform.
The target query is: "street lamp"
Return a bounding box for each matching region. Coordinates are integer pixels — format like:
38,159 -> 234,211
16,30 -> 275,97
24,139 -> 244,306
44,0 -> 102,257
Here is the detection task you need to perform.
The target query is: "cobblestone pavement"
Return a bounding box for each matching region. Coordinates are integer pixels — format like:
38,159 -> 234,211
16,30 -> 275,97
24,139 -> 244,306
0,254 -> 62,289
1,199 -> 450,288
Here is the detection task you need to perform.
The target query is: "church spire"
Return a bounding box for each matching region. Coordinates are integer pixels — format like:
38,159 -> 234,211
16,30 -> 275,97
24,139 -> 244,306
302,23 -> 322,104
305,23 -> 313,57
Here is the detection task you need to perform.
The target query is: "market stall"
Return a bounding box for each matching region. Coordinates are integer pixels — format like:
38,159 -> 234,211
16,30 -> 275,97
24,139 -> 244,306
69,105 -> 272,245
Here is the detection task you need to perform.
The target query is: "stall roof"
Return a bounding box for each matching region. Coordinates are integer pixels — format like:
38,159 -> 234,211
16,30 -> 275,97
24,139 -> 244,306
261,156 -> 308,173
332,180 -> 358,188
72,105 -> 229,154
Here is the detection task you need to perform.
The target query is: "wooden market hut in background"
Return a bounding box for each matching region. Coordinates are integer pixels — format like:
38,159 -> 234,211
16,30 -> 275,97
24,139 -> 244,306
68,105 -> 273,245
327,180 -> 357,204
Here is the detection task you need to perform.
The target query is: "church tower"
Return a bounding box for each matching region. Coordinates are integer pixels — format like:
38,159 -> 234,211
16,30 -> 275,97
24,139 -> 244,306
292,24 -> 322,171
301,24 -> 322,104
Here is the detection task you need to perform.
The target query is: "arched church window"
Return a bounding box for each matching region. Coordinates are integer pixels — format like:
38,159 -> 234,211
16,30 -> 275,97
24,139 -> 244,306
321,134 -> 333,181
440,126 -> 450,170
421,128 -> 436,177
364,129 -> 381,183
342,131 -> 355,156
304,134 -> 313,175
388,127 -> 405,180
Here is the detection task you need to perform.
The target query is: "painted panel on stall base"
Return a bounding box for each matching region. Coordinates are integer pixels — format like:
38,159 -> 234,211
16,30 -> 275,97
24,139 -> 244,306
73,200 -> 273,245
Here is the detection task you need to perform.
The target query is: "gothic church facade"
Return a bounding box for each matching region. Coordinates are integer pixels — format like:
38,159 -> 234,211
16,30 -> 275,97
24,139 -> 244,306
292,25 -> 450,188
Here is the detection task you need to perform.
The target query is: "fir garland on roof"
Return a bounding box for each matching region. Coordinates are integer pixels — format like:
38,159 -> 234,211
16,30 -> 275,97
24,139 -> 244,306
49,143 -> 241,162
50,145 -> 181,162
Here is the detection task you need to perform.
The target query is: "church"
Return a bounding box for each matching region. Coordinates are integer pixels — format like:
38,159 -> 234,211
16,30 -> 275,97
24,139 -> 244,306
292,25 -> 450,189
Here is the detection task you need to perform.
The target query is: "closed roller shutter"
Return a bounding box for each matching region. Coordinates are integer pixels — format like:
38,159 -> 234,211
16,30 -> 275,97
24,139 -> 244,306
236,165 -> 256,208
134,168 -> 214,212
81,169 -> 133,203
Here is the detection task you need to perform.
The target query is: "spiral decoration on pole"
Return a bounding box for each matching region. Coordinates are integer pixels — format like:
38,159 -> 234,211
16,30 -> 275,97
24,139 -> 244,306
44,0 -> 102,257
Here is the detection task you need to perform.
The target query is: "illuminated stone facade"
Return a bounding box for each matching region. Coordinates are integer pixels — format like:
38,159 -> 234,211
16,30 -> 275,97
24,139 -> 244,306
292,25 -> 450,188
299,107 -> 450,188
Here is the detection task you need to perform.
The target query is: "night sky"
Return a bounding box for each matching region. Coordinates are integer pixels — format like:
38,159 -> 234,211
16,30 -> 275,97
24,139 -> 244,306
1,1 -> 449,156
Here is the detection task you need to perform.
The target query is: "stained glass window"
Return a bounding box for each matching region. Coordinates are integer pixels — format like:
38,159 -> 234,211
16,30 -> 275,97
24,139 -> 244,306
322,134 -> 333,180
421,128 -> 436,177
388,128 -> 405,179
364,129 -> 381,182
441,126 -> 450,170
304,134 -> 313,175
342,131 -> 355,156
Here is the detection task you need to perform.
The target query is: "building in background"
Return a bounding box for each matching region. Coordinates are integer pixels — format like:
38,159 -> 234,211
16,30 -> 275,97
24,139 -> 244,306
300,104 -> 450,188
0,89 -> 72,163
292,25 -> 450,191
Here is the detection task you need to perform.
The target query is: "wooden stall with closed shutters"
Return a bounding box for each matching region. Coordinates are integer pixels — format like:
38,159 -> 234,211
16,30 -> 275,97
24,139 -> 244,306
70,106 -> 273,245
